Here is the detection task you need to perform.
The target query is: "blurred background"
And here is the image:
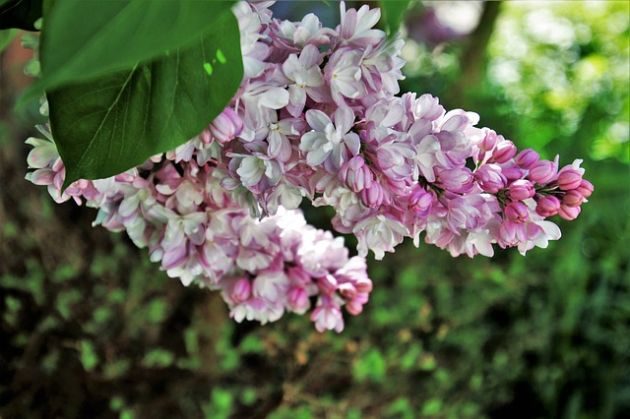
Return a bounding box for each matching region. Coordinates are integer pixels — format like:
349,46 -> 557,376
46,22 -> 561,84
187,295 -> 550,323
1,1 -> 628,418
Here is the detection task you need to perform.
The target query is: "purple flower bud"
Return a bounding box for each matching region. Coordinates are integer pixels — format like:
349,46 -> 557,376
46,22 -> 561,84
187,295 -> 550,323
339,155 -> 374,193
504,201 -> 529,223
559,204 -> 581,221
480,129 -> 499,151
360,182 -> 384,208
319,274 -> 339,294
287,265 -> 310,284
408,185 -> 433,218
209,107 -> 243,144
491,140 -> 517,163
508,179 -> 535,201
354,278 -> 373,294
536,195 -> 561,217
475,164 -> 506,194
437,167 -> 474,194
230,278 -> 252,303
287,287 -> 310,312
515,148 -> 539,169
556,166 -> 583,191
575,179 -> 594,198
337,282 -> 357,299
528,160 -> 558,185
501,164 -> 525,181
562,190 -> 584,207
345,298 -> 364,315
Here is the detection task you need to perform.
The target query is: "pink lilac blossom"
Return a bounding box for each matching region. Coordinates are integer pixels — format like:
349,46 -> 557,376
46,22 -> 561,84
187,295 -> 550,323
25,125 -> 370,332
26,1 -> 593,331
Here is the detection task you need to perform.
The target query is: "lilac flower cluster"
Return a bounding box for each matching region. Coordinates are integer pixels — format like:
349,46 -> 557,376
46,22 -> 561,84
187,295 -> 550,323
204,1 -> 593,259
25,125 -> 371,332
25,1 -> 592,331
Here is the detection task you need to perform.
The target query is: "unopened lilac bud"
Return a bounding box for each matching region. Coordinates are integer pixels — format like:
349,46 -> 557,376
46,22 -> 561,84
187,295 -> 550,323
360,182 -> 384,208
337,282 -> 357,299
231,278 -> 252,303
437,167 -> 474,194
528,160 -> 558,185
501,164 -> 525,181
508,179 -> 535,201
480,129 -> 499,151
556,166 -> 583,191
319,274 -> 338,294
339,156 -> 374,193
491,140 -> 517,163
515,148 -> 539,169
575,179 -> 594,198
354,278 -> 373,294
562,190 -> 584,207
409,185 -> 433,218
287,287 -> 310,313
505,201 -> 529,223
209,107 -> 243,144
559,204 -> 581,220
287,265 -> 310,284
345,299 -> 364,316
536,195 -> 561,217
475,164 -> 506,194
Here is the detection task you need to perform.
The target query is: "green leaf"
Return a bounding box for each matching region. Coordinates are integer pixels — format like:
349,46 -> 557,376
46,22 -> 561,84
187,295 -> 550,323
211,389 -> 233,412
79,340 -> 99,371
0,0 -> 42,30
353,349 -> 387,383
239,335 -> 265,354
380,0 -> 413,36
203,389 -> 233,419
35,0 -> 235,93
145,298 -> 168,324
240,387 -> 257,406
109,396 -> 125,411
421,398 -> 443,416
47,11 -> 242,184
141,348 -> 174,368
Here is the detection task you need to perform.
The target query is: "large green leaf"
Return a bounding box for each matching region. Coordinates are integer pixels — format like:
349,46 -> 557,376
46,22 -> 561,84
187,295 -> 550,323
380,0 -> 414,36
35,0 -> 235,93
48,11 -> 243,184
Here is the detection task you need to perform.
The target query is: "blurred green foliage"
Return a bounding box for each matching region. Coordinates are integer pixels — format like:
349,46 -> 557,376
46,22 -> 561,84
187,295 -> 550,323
1,1 -> 629,418
402,1 -> 629,164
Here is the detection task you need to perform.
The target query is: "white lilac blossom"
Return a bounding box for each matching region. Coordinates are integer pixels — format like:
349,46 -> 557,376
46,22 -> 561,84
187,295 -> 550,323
282,44 -> 325,117
26,1 -> 593,331
300,108 -> 361,170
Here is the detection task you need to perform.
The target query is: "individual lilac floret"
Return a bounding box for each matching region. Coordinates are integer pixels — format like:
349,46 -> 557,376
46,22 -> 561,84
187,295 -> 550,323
207,107 -> 243,145
282,44 -> 325,117
339,155 -> 374,193
300,108 -> 360,170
